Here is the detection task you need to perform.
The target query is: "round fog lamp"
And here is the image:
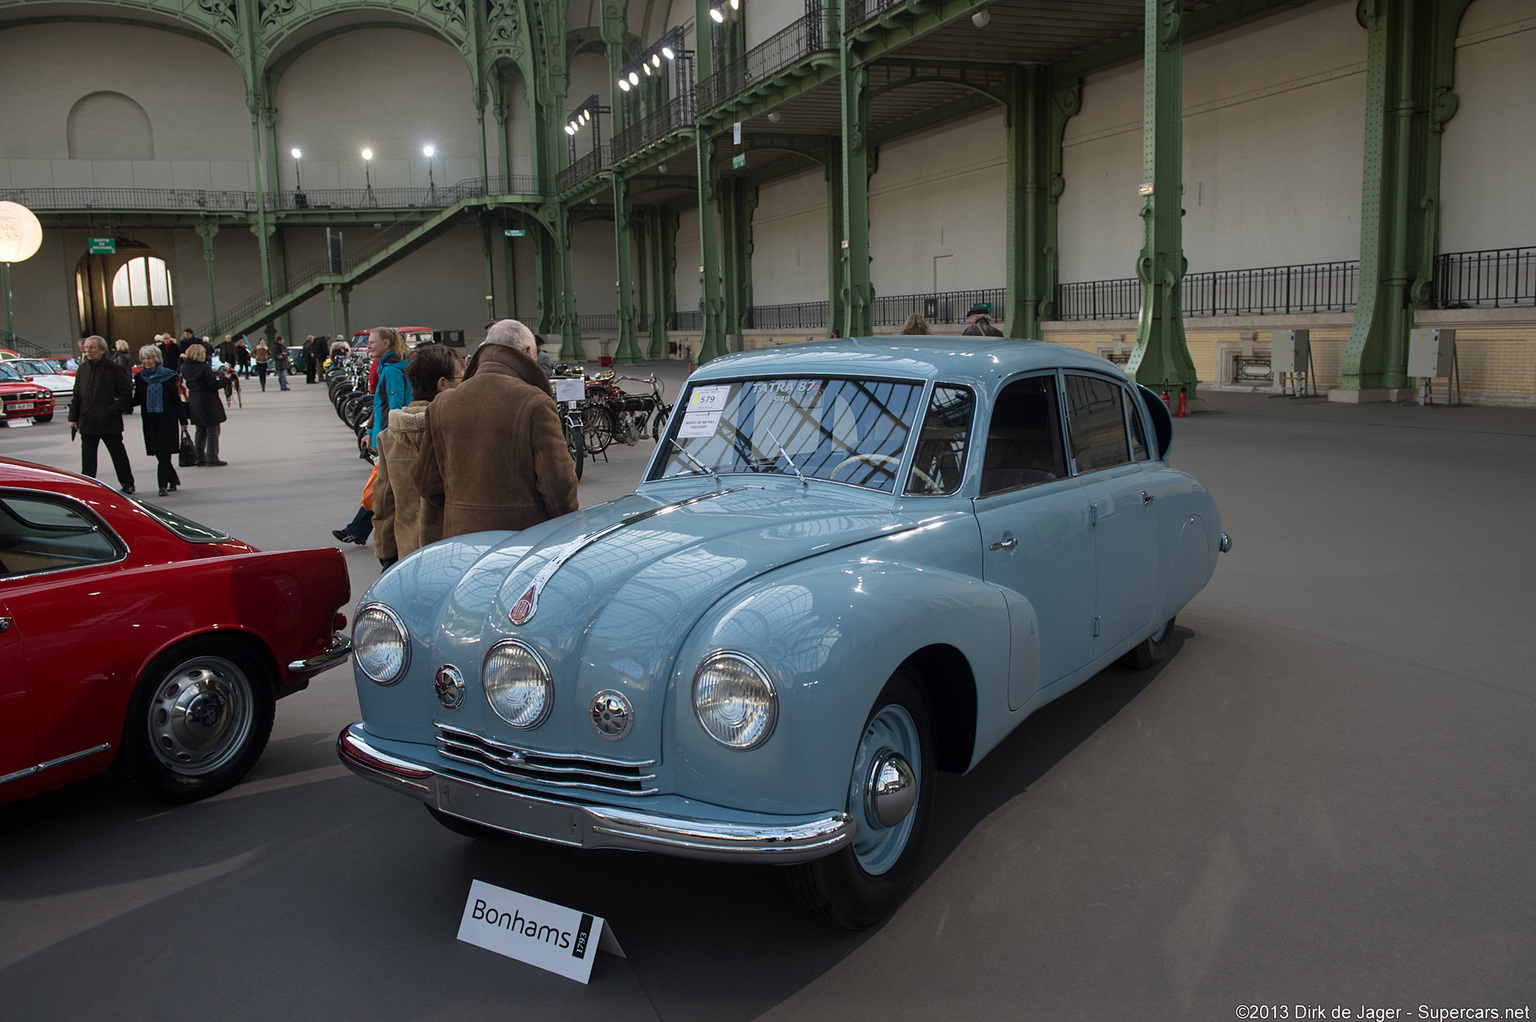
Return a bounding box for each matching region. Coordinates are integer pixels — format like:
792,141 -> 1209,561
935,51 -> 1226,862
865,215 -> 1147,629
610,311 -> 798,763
354,604 -> 408,685
693,652 -> 777,749
484,640 -> 553,728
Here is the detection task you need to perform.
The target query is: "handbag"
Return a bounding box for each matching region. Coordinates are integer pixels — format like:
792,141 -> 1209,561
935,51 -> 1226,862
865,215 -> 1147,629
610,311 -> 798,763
178,427 -> 197,467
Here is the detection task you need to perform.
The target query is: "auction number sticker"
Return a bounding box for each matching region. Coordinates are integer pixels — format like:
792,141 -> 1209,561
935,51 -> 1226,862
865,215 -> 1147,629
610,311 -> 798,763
678,385 -> 729,438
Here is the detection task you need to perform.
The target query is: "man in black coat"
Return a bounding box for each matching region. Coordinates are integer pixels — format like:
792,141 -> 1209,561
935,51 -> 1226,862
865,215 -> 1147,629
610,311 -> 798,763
68,335 -> 136,493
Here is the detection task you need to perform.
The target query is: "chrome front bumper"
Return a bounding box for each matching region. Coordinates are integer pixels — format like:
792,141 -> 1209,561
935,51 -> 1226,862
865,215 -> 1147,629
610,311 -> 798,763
337,723 -> 853,864
288,634 -> 353,675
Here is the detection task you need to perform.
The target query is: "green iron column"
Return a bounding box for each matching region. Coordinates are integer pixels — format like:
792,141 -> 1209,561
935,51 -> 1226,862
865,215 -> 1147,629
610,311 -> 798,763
612,180 -> 643,364
260,105 -> 294,343
1039,80 -> 1082,324
1127,0 -> 1198,398
1339,0 -> 1468,400
825,136 -> 845,337
503,216 -> 520,321
650,208 -> 677,358
838,45 -> 872,337
693,0 -> 726,362
1004,66 -> 1050,340
635,213 -> 651,344
720,179 -> 740,352
481,212 -> 497,321
196,221 -> 219,332
557,206 -> 580,359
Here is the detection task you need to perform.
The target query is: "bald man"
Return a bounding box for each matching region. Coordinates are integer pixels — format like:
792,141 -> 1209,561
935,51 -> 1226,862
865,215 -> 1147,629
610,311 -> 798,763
68,334 -> 137,493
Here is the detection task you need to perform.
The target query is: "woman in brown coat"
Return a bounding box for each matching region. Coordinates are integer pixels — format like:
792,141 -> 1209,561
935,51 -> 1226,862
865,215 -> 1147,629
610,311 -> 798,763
413,322 -> 578,543
373,344 -> 462,569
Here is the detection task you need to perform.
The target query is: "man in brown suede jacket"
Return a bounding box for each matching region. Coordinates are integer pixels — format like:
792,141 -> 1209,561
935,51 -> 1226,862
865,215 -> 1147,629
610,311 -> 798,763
413,319 -> 578,542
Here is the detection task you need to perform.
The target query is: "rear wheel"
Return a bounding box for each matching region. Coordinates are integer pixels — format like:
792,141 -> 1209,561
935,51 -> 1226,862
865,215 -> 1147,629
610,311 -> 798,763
565,421 -> 585,479
113,637 -> 276,803
1120,615 -> 1174,670
582,404 -> 616,454
787,666 -> 935,929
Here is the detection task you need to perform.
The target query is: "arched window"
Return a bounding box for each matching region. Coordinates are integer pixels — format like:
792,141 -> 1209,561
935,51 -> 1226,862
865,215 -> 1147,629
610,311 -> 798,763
111,257 -> 174,307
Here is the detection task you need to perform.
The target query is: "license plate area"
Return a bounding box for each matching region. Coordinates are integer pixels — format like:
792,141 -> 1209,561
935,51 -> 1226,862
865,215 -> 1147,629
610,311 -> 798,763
435,775 -> 584,846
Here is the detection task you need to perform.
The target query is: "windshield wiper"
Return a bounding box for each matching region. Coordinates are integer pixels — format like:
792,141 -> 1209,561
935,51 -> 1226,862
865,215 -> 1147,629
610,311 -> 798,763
761,426 -> 808,488
669,440 -> 721,488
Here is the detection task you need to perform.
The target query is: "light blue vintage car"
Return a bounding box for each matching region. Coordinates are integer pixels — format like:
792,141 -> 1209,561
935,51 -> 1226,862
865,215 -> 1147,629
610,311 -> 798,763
339,338 -> 1228,928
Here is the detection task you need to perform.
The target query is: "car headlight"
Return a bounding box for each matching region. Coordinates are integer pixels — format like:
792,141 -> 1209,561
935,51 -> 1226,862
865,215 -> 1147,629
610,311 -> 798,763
483,640 -> 553,729
693,652 -> 777,750
354,604 -> 409,685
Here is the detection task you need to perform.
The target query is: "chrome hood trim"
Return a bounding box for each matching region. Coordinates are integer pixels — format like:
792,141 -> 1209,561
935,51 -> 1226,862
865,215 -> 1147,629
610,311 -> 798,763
507,486 -> 760,625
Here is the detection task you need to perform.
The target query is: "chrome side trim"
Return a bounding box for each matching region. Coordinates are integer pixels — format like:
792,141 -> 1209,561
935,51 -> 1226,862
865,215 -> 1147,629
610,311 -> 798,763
287,633 -> 353,674
0,742 -> 113,787
509,486 -> 761,625
1219,532 -> 1233,553
338,723 -> 851,863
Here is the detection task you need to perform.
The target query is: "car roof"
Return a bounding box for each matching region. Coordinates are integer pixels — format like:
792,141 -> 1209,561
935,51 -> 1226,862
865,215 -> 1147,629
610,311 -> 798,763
688,337 -> 1132,391
0,458 -> 107,498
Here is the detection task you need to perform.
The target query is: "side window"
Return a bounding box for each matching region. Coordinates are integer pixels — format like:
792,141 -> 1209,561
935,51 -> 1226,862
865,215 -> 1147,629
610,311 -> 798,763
906,384 -> 973,495
0,493 -> 124,577
979,375 -> 1068,496
1127,390 -> 1151,462
1064,374 -> 1132,474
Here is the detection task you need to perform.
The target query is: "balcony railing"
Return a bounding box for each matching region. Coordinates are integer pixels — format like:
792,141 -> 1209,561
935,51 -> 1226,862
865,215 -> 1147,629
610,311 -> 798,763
557,145 -> 613,193
1435,247 -> 1535,308
697,5 -> 828,112
1054,260 -> 1360,321
845,0 -> 903,31
0,175 -> 543,214
612,94 -> 697,162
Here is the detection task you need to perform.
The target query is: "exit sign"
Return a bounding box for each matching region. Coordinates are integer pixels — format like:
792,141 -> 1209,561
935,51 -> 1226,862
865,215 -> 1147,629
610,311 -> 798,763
503,229 -> 526,237
89,237 -> 116,254
732,153 -> 746,170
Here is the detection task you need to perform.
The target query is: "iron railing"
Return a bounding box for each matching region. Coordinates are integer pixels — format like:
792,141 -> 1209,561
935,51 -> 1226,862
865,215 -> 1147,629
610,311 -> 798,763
1055,260 -> 1359,321
871,288 -> 1006,328
0,328 -> 49,357
1435,247 -> 1535,308
1,175 -> 543,214
750,301 -> 831,330
844,0 -> 904,30
557,145 -> 613,193
697,5 -> 828,112
612,94 -> 697,162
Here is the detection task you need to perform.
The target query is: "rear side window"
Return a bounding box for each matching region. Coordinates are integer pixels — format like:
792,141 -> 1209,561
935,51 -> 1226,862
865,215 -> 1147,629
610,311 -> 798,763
1065,374 -> 1132,474
0,492 -> 125,577
980,375 -> 1068,496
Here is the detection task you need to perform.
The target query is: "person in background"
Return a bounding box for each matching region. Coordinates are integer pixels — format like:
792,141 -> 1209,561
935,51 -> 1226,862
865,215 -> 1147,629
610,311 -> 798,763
235,336 -> 251,377
273,335 -> 291,390
132,344 -> 187,496
305,334 -> 325,383
252,337 -> 270,391
961,303 -> 1003,336
219,334 -> 237,368
373,344 -> 463,569
533,333 -> 555,375
112,339 -> 134,370
68,335 -> 136,493
415,319 -> 577,543
159,333 -> 179,365
180,344 -> 227,466
332,327 -> 413,546
899,313 -> 932,335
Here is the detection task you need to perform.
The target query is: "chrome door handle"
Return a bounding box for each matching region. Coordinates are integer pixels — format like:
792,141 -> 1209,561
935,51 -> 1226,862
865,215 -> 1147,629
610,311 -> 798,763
0,618 -> 10,634
989,538 -> 1017,551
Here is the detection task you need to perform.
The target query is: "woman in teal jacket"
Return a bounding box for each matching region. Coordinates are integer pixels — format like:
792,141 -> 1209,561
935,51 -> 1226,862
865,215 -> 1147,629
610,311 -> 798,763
333,327 -> 413,545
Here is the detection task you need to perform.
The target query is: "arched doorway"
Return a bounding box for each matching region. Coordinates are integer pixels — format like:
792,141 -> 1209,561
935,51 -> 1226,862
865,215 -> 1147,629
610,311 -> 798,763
75,242 -> 175,347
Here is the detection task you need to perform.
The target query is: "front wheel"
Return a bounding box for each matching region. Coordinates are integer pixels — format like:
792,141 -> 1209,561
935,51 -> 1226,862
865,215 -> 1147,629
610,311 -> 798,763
565,421 -> 585,480
33,412 -> 54,423
786,666 -> 935,929
113,637 -> 276,803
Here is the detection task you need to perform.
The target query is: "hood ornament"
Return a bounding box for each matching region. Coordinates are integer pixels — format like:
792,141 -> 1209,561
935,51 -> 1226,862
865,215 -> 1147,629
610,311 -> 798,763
507,486 -> 759,627
434,665 -> 466,710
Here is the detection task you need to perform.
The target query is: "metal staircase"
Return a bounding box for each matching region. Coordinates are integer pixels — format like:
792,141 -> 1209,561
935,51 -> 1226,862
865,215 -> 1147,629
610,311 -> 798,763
196,196 -> 487,340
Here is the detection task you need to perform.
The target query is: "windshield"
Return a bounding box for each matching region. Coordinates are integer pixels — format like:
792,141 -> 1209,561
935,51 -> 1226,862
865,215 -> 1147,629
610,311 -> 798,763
651,376 -> 925,492
0,363 -> 24,383
133,499 -> 234,543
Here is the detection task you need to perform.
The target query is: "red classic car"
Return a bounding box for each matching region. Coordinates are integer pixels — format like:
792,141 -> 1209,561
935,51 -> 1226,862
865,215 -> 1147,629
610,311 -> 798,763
0,361 -> 54,424
0,458 -> 352,804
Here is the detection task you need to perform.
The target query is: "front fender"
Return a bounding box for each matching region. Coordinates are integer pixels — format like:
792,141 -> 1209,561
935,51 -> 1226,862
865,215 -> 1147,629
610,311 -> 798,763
665,558 -> 1014,816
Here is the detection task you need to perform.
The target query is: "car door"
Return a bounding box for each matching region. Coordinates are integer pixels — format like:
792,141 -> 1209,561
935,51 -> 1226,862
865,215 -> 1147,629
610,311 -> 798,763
1063,372 -> 1158,656
0,603 -> 37,786
972,373 -> 1096,707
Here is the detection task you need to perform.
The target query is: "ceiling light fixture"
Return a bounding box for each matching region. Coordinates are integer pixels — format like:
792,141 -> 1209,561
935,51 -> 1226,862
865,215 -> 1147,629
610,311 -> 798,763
971,6 -> 990,27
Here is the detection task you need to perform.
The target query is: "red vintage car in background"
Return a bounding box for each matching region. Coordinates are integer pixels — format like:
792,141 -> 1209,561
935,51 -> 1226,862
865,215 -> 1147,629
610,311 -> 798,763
0,458 -> 352,804
0,361 -> 55,424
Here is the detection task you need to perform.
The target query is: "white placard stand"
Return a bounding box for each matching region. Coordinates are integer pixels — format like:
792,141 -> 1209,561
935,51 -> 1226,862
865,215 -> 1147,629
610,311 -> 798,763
456,879 -> 625,984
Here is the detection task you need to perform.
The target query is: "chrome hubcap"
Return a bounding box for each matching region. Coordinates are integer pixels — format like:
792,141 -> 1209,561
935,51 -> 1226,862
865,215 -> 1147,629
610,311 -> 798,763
849,704 -> 921,876
148,657 -> 253,775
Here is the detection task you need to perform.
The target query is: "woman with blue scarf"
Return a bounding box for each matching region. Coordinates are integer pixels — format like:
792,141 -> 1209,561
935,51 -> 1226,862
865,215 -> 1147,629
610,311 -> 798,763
133,345 -> 188,496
